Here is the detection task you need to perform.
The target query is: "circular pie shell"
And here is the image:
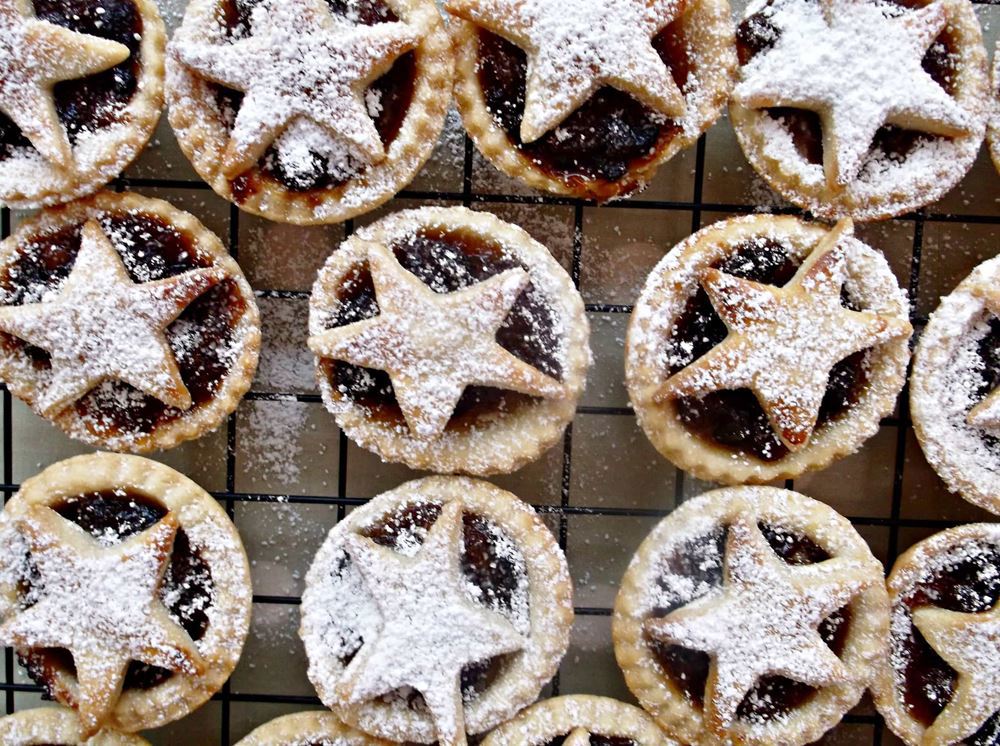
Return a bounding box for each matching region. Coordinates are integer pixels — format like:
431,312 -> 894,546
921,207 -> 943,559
481,694 -> 676,746
0,453 -> 253,734
309,205 -> 590,476
0,0 -> 166,210
729,0 -> 989,222
871,523 -> 1000,745
625,213 -> 911,484
236,710 -> 392,745
165,0 -> 453,226
299,476 -> 574,744
910,254 -> 1000,515
0,190 -> 261,453
612,485 -> 890,746
990,41 -> 1000,176
448,0 -> 736,201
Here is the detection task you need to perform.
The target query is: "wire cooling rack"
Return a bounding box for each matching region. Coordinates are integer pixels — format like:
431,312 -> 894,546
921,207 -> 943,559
1,0 -> 999,742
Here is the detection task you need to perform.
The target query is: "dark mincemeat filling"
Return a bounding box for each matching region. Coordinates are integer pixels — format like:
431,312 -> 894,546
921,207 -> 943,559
0,213 -> 247,438
647,524 -> 851,722
544,737 -> 636,746
664,239 -> 869,462
340,501 -> 524,708
735,0 -> 960,169
20,490 -> 213,695
0,0 -> 143,162
215,0 -> 418,200
475,13 -> 691,198
900,544 -> 1000,744
973,319 -> 1000,458
320,226 -> 562,433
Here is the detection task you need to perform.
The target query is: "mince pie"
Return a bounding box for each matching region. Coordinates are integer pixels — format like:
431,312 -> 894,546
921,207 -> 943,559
625,214 -> 911,484
299,476 -> 574,746
237,711 -> 391,745
166,0 -> 452,225
481,695 -> 677,746
613,486 -> 889,746
730,0 -> 989,222
990,41 -> 1000,175
873,524 -> 1000,745
0,707 -> 150,745
308,206 -> 590,476
0,453 -> 253,736
0,191 -> 261,453
444,0 -> 736,201
0,0 -> 166,209
911,256 -> 1000,515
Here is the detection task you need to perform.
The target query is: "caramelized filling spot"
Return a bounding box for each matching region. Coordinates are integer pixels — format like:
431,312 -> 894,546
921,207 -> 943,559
665,239 -> 869,462
319,226 -> 562,432
19,490 -> 213,695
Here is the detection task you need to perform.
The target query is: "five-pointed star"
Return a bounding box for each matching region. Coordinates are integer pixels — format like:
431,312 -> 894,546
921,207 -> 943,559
172,0 -> 419,178
446,0 -> 685,143
0,219 -> 224,417
308,242 -> 564,439
656,219 -> 911,450
644,516 -> 869,732
0,506 -> 204,736
966,283 -> 1000,430
733,0 -> 970,188
912,603 -> 1000,743
0,0 -> 129,169
337,500 -> 525,746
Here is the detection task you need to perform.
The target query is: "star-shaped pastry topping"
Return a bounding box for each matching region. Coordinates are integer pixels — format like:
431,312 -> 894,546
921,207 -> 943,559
966,283 -> 1000,430
337,500 -> 525,746
445,0 -> 685,143
644,516 -> 869,732
0,506 -> 204,736
0,219 -> 225,418
172,0 -> 419,178
0,0 -> 130,169
912,603 -> 1000,743
308,242 -> 564,439
655,219 -> 911,450
733,0 -> 970,188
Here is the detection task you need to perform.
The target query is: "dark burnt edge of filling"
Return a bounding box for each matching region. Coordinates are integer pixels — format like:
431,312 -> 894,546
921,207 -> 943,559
319,225 -> 563,433
473,18 -> 692,194
645,522 -> 852,721
664,237 -> 873,462
0,212 -> 246,438
898,543 -> 1000,743
734,0 -> 962,168
211,0 -> 419,202
0,0 -> 144,162
332,501 -> 525,708
18,489 -> 214,695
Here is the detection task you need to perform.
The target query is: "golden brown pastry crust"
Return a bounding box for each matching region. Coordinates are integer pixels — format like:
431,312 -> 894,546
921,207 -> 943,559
236,710 -> 391,745
0,707 -> 150,746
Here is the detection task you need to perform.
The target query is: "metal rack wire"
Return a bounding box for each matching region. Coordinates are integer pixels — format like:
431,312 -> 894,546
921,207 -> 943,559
2,6 -> 1000,736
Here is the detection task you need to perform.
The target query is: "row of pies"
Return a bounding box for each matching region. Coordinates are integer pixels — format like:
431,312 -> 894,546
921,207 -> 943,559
1,192 -> 998,513
2,0 -> 998,222
0,456 -> 996,745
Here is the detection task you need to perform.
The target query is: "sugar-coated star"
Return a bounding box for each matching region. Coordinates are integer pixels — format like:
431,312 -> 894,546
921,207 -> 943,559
644,516 -> 869,732
0,0 -> 130,169
913,603 -> 1000,743
0,506 -> 204,736
656,219 -> 911,450
0,219 -> 225,417
966,283 -> 1000,430
308,242 -> 564,439
172,0 -> 419,178
445,0 -> 685,143
734,0 -> 970,188
337,500 -> 525,746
